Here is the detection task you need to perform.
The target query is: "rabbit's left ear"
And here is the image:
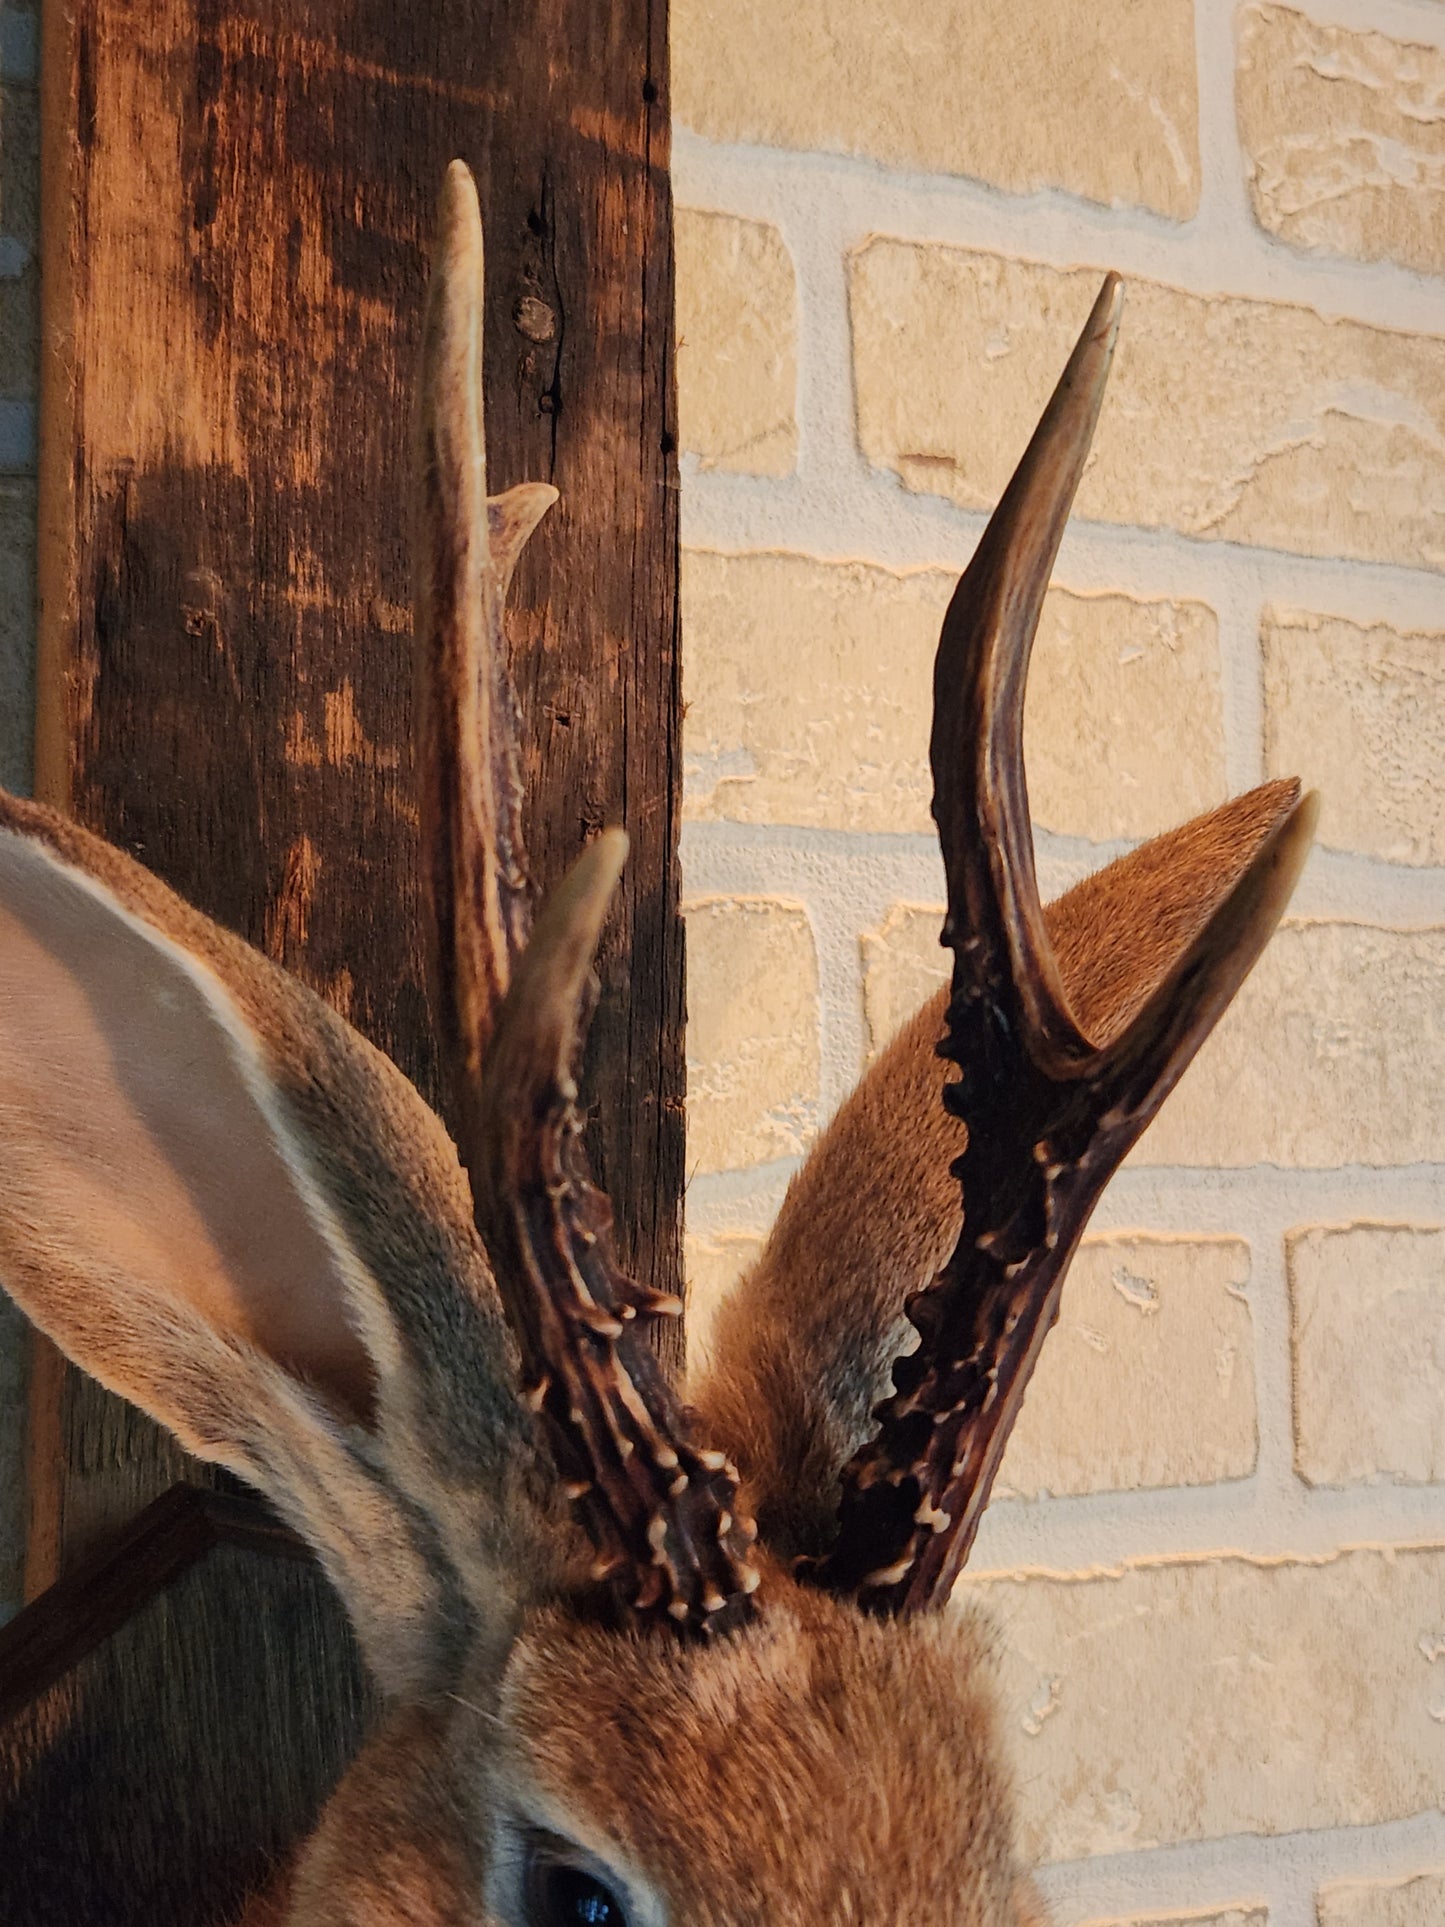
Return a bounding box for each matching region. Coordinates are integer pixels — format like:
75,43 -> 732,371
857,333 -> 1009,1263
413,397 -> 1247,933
0,794 -> 540,1695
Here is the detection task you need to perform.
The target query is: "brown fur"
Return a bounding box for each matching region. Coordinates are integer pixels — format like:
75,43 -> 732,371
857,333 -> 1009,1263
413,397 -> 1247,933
0,793 -> 574,1698
693,780 -> 1302,1558
290,1568 -> 1038,1925
0,775 -> 1301,1923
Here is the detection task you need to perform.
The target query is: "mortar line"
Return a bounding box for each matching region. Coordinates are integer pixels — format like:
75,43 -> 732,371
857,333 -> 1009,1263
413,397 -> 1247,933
673,130 -> 1445,335
1036,1808 -> 1445,1923
680,818 -> 1445,927
681,474 -> 1445,626
1193,0 -> 1258,258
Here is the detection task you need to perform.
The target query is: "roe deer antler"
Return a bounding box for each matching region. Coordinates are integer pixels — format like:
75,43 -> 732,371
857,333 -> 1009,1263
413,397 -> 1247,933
413,162 -> 758,1636
808,276 -> 1314,1613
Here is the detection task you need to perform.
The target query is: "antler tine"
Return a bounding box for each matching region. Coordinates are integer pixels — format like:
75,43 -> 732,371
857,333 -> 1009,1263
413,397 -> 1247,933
414,160 -> 556,1094
812,278 -> 1317,1614
464,832 -> 762,1634
414,164 -> 759,1636
930,271 -> 1121,1075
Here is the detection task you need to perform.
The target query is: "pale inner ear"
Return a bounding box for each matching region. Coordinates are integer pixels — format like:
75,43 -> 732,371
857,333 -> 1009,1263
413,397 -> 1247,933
0,831 -> 377,1425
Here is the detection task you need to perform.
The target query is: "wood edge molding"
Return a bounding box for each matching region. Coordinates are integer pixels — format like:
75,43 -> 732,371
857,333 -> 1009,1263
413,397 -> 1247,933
0,1484 -> 307,1728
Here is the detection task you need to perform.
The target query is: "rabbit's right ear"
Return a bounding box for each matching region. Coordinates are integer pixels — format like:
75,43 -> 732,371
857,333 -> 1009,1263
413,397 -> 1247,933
0,793 -> 557,1697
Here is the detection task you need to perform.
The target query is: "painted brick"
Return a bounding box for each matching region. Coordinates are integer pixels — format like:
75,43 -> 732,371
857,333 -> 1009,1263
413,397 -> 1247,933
1317,1874 -> 1445,1927
1078,1912 -> 1266,1927
1238,5 -> 1445,278
862,910 -> 1445,1170
861,903 -> 948,1058
683,549 -> 1223,840
1262,609 -> 1445,867
1137,922 -> 1445,1169
683,1229 -> 765,1369
1289,1224 -> 1445,1488
683,895 -> 819,1174
965,1547 -> 1445,1861
998,1235 -> 1255,1500
0,475 -> 34,793
672,0 -> 1200,217
675,209 -> 796,476
850,241 -> 1445,571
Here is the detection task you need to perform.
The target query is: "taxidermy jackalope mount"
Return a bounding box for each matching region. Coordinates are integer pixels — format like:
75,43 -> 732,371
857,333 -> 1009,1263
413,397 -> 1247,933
0,163 -> 1314,1923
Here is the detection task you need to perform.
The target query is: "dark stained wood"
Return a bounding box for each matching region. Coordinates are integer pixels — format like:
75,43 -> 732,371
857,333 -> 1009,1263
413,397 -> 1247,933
0,1492 -> 367,1927
0,1486 -> 306,1730
33,0 -> 684,1573
14,0 -> 683,1914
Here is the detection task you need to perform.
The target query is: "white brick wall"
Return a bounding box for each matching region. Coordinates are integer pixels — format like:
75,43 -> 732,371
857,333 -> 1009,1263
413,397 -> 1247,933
673,1 -> 1445,1920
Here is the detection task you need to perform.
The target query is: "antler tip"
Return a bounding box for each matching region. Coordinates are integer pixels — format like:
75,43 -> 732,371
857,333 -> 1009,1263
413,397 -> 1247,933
431,163 -> 484,308
497,829 -> 629,1077
440,157 -> 480,225
1093,270 -> 1124,328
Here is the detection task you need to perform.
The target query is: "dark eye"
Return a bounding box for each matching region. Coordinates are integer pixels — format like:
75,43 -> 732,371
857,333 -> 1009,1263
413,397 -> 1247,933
524,1851 -> 629,1927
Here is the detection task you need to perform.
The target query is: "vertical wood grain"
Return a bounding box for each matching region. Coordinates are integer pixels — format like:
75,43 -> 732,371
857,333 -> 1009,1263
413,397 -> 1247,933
14,2 -> 682,1914
32,0 -> 683,1586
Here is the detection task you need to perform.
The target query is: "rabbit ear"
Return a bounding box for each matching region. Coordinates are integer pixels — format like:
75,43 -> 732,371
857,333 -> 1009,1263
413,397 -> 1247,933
0,792 -> 555,1696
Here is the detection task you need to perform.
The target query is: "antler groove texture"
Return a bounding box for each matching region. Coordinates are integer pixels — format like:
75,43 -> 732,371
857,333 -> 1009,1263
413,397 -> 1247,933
813,277 -> 1317,1614
414,161 -> 550,1094
414,163 -> 758,1637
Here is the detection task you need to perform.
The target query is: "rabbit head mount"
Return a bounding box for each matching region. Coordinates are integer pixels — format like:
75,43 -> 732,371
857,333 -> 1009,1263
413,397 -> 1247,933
0,162 -> 1313,1925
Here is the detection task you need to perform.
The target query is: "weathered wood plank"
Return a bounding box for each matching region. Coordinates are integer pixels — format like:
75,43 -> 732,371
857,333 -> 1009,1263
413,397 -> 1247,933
0,1500 -> 367,1927
12,0 -> 682,1914
33,0 -> 683,1580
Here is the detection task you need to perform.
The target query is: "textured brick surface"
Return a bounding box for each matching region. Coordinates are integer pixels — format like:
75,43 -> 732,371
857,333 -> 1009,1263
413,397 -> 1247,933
966,1546 -> 1445,1861
683,895 -> 820,1173
1078,1912 -> 1266,1927
675,209 -> 796,476
0,474 -> 34,792
1316,1874 -> 1445,1927
0,268 -> 35,403
1263,609 -> 1445,867
1289,1224 -> 1445,1489
0,5 -> 39,89
1136,922 -> 1445,1169
858,911 -> 1445,1170
673,0 -> 1200,216
998,1236 -> 1255,1500
683,1229 -> 765,1367
1238,5 -> 1445,278
850,241 -> 1445,571
683,549 -> 1223,840
861,902 -> 949,1058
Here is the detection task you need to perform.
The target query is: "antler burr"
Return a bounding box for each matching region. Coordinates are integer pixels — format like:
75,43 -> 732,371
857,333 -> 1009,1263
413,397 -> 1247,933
812,276 -> 1317,1614
413,162 -> 759,1636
